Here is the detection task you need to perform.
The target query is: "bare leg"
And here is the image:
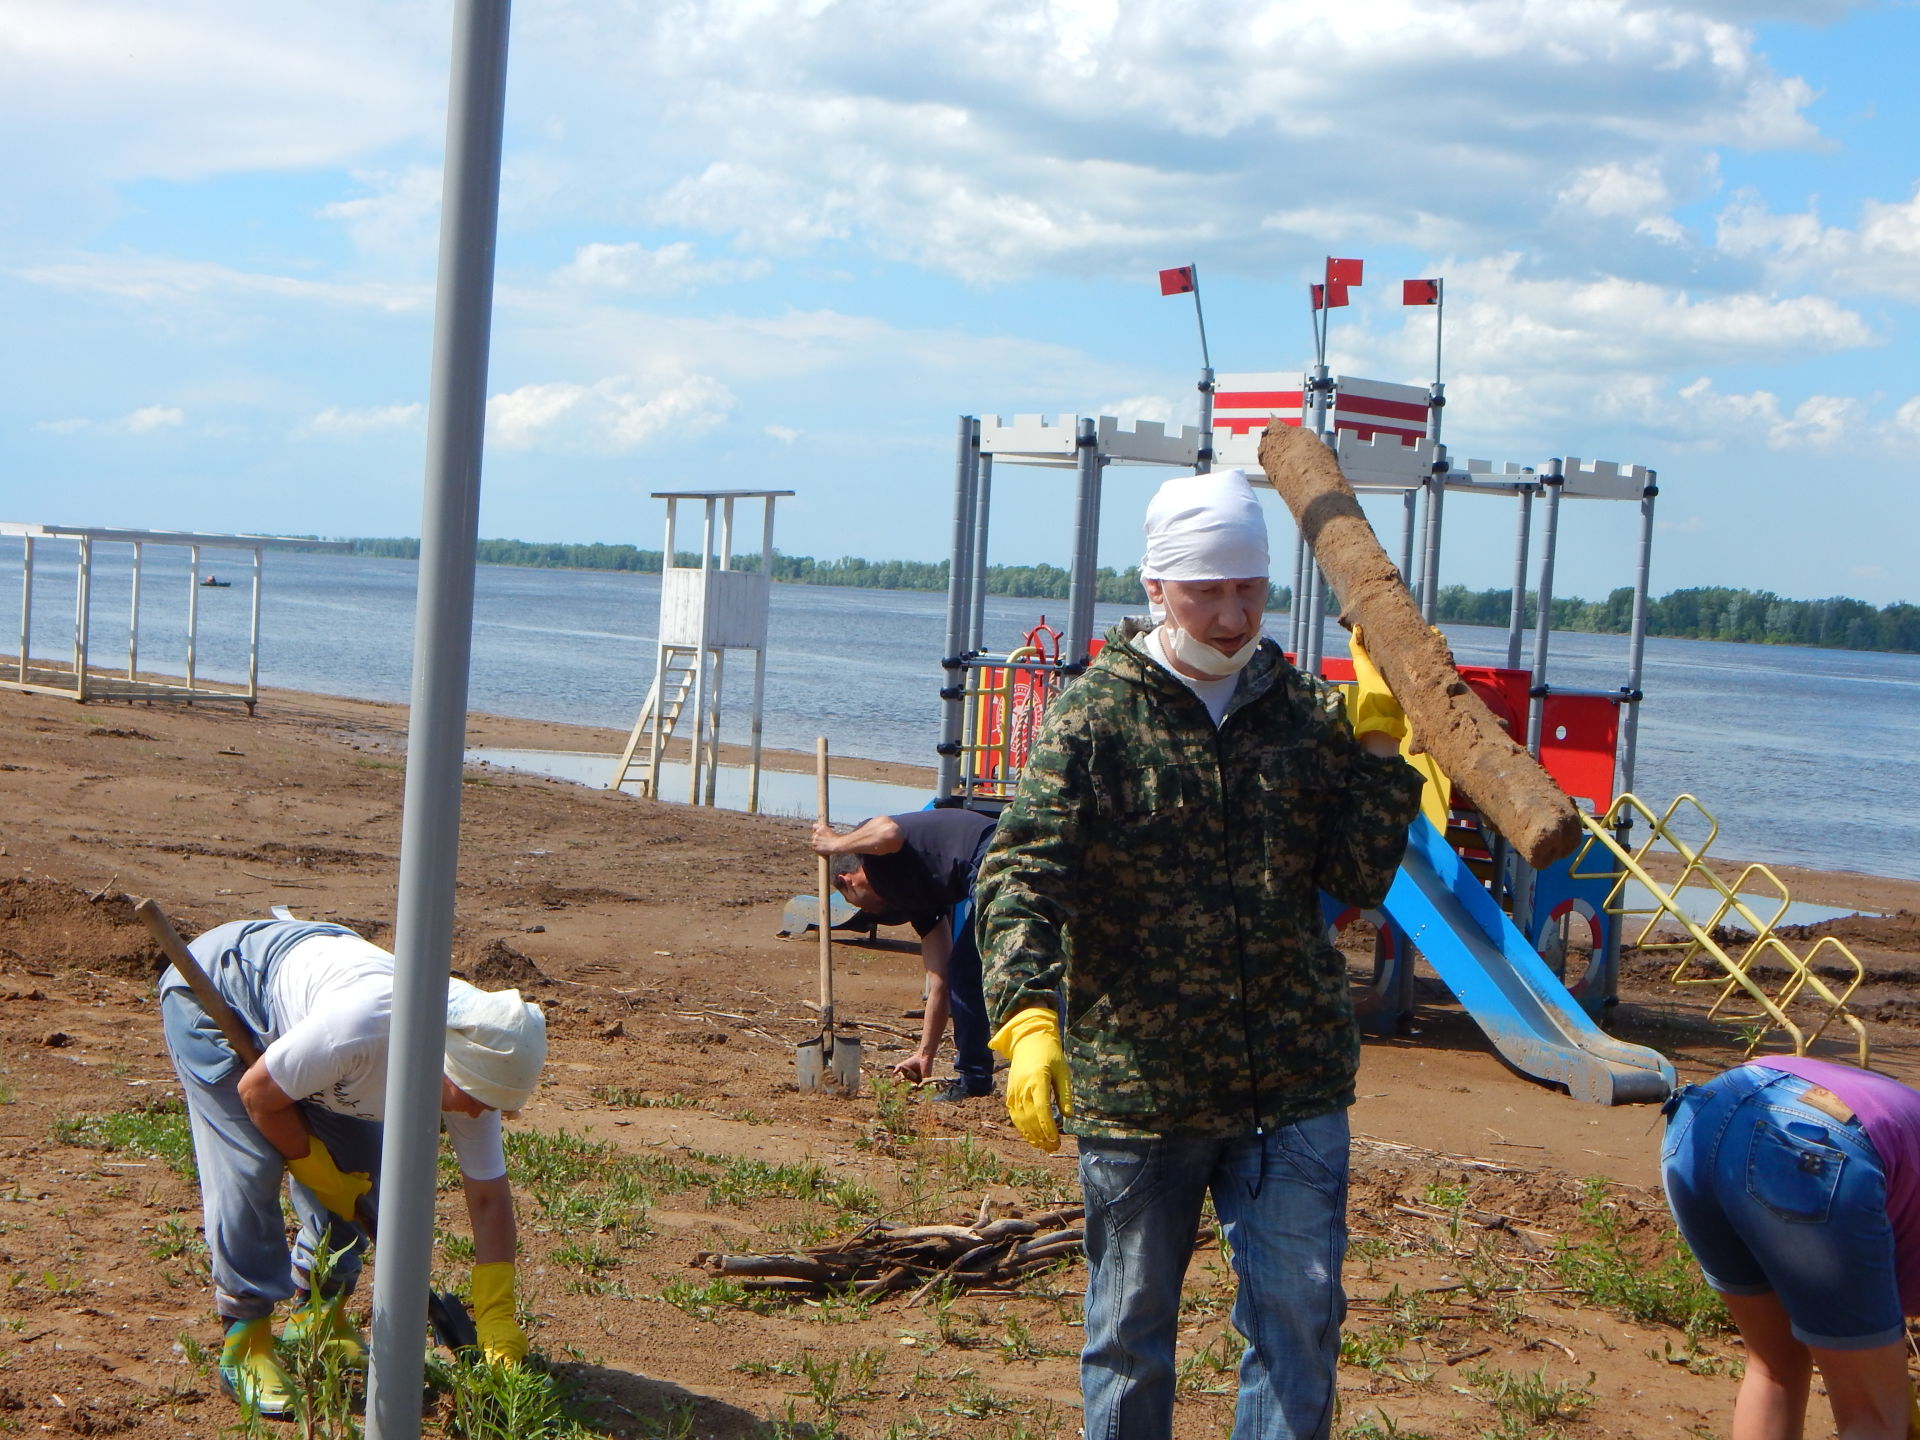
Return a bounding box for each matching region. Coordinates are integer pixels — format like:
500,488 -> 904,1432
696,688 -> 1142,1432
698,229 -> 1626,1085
1723,1292 -> 1910,1440
1722,1292 -> 1810,1440
1808,1339 -> 1911,1440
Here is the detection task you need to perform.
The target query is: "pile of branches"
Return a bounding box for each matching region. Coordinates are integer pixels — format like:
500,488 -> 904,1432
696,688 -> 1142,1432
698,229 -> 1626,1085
693,1202 -> 1086,1304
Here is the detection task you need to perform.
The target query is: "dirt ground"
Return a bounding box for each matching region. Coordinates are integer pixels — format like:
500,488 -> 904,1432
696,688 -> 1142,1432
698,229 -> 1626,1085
1,684 -> 1917,1438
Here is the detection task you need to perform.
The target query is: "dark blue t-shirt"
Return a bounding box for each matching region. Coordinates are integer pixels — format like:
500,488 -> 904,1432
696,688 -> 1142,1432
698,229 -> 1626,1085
861,809 -> 996,933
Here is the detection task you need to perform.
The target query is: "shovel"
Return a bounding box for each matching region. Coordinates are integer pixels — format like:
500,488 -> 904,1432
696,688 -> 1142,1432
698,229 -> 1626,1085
135,898 -> 478,1354
795,738 -> 861,1094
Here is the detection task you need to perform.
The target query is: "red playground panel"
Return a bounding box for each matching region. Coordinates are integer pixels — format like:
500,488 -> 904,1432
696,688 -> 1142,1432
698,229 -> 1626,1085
1538,692 -> 1619,813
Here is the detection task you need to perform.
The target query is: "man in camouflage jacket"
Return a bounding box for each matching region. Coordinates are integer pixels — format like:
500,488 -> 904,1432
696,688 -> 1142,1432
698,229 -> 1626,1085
976,468 -> 1424,1440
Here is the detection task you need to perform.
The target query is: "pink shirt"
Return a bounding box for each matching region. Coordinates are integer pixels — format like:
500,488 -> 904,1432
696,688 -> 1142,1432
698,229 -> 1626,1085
1747,1057 -> 1920,1314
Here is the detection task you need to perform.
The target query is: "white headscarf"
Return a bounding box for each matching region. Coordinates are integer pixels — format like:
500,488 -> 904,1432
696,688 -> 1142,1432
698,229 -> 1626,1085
1139,468 -> 1270,583
443,978 -> 548,1115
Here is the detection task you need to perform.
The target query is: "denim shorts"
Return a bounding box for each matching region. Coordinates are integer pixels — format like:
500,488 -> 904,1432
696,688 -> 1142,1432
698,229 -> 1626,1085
1660,1065 -> 1900,1349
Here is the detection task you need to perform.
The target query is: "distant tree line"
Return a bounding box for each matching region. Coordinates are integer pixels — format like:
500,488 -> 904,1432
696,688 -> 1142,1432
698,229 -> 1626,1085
342,538 -> 1915,652
1431,584 -> 1920,653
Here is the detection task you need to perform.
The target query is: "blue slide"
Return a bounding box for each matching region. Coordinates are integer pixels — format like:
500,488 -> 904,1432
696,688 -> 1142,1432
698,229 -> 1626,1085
1381,817 -> 1675,1105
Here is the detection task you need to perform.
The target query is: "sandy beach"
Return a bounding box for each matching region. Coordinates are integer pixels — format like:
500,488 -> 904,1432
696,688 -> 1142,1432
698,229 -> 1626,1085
2,681 -> 1917,1437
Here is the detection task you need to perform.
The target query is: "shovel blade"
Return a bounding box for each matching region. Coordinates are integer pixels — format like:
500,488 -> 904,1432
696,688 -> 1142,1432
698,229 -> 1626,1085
796,1035 -> 861,1094
795,1036 -> 827,1091
829,1036 -> 862,1095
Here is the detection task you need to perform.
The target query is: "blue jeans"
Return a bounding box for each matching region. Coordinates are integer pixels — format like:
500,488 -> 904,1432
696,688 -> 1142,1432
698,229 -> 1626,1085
948,898 -> 993,1095
162,992 -> 381,1320
1662,1065 -> 1900,1349
1078,1111 -> 1350,1440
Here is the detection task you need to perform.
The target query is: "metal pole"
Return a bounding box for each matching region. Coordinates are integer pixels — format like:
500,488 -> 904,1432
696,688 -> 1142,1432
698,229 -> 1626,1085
1524,461 -> 1564,758
647,500 -> 676,801
1505,486 -> 1535,670
18,535 -> 32,683
936,416 -> 976,798
1398,489 -> 1418,593
186,544 -> 201,691
704,650 -> 723,806
747,497 -> 776,814
365,3 -> 509,1435
1288,529 -> 1309,657
74,537 -> 92,698
1618,471 -> 1658,797
968,455 -> 992,651
246,549 -> 264,704
688,501 -> 715,804
1064,418 -> 1099,663
128,541 -> 142,679
1195,368 -> 1215,476
1418,382 -> 1447,621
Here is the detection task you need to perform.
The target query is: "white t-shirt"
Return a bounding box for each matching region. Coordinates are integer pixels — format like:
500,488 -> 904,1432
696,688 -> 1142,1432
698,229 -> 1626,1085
259,931 -> 506,1181
1144,626 -> 1241,727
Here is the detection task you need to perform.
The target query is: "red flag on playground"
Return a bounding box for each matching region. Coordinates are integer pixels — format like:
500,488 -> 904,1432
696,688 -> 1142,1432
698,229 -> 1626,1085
1159,265 -> 1196,296
1327,257 -> 1363,286
1403,278 -> 1441,305
1311,282 -> 1351,310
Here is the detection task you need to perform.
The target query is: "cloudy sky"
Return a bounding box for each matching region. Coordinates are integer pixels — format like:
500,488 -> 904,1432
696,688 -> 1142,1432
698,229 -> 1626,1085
3,0 -> 1915,606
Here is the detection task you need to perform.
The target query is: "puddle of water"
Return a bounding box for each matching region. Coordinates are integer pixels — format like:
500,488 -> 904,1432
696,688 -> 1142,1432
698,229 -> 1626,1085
466,747 -> 935,825
1614,878 -> 1871,929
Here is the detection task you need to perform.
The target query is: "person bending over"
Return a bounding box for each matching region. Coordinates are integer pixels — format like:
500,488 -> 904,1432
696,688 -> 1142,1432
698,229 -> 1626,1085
812,806 -> 997,1100
1662,1057 -> 1920,1440
159,917 -> 547,1415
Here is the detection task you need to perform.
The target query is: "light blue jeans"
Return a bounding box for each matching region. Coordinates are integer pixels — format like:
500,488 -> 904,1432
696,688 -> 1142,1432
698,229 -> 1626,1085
163,993 -> 382,1320
1077,1110 -> 1350,1440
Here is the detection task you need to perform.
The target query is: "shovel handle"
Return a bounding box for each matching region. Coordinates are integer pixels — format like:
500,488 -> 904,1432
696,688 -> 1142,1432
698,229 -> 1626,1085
816,738 -> 834,1042
136,898 -> 263,1068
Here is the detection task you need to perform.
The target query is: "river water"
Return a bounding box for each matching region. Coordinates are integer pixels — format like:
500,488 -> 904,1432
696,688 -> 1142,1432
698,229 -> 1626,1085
9,543 -> 1918,882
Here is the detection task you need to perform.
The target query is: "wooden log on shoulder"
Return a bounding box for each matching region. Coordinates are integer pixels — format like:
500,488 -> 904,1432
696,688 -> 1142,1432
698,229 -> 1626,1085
1258,422 -> 1582,868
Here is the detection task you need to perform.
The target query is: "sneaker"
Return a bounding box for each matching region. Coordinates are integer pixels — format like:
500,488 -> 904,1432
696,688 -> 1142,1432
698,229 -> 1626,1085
925,1077 -> 994,1103
218,1318 -> 297,1417
281,1293 -> 367,1371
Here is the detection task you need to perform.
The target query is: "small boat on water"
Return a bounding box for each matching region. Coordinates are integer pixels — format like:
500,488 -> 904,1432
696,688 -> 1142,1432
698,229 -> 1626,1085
199,576 -> 232,588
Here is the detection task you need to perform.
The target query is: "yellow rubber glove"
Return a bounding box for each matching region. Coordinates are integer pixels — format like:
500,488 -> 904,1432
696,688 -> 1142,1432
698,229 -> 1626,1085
989,1007 -> 1072,1154
1348,627 -> 1453,833
285,1139 -> 373,1224
1346,627 -> 1408,744
470,1261 -> 528,1365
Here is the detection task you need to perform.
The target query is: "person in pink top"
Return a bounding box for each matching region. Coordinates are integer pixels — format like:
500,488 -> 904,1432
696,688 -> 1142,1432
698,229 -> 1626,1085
1661,1056 -> 1920,1439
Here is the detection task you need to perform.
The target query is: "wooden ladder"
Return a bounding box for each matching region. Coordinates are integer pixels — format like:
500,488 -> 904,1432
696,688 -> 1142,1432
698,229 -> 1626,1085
611,647 -> 703,797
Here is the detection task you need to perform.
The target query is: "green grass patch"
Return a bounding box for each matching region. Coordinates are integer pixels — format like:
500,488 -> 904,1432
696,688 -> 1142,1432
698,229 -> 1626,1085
51,1098 -> 196,1178
1553,1178 -> 1730,1341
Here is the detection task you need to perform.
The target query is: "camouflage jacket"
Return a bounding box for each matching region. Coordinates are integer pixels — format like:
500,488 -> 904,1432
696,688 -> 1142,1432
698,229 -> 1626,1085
976,620 -> 1424,1138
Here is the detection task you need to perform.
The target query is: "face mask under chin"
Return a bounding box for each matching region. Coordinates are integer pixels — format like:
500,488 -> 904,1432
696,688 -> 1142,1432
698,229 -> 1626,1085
1160,624 -> 1260,678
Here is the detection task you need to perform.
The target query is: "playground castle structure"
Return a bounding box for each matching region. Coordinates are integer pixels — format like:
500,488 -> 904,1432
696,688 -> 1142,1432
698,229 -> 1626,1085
927,340 -> 1868,1103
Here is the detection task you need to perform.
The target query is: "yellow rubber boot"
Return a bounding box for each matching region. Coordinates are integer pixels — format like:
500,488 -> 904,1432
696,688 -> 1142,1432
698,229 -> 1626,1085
281,1292 -> 366,1371
218,1318 -> 296,1417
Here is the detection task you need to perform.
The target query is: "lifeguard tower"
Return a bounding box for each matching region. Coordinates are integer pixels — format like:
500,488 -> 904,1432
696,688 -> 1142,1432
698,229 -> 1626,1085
611,490 -> 790,812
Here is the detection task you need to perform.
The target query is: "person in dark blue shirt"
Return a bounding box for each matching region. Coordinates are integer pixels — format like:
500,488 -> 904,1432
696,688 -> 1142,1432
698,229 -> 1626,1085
812,807 -> 996,1100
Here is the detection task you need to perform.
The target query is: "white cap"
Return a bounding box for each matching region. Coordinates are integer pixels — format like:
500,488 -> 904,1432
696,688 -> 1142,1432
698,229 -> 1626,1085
443,978 -> 547,1115
1139,468 -> 1269,582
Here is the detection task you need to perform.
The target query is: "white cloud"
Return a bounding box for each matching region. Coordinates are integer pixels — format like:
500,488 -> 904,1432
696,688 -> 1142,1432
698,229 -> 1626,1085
319,167 -> 444,263
306,403 -> 423,436
519,0 -> 1827,283
764,424 -> 800,443
0,3 -> 440,183
554,241 -> 768,295
17,252 -> 427,313
124,404 -> 185,433
36,403 -> 185,435
487,373 -> 735,454
1716,184 -> 1920,303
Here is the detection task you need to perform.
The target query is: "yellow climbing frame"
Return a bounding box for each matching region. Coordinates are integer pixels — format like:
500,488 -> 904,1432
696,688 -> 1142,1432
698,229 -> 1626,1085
1570,793 -> 1869,1066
